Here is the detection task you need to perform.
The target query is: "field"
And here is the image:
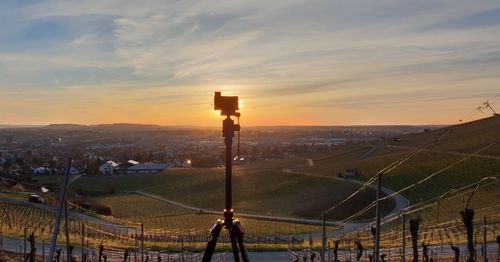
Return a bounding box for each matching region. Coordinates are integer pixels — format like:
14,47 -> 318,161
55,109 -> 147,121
97,193 -> 334,237
71,161 -> 395,221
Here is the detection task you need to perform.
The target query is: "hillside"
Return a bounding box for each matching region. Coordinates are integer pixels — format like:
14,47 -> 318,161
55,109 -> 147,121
298,115 -> 500,203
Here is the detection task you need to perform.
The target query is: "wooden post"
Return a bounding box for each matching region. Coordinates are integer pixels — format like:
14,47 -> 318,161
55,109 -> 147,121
81,223 -> 86,261
23,228 -> 27,262
482,216 -> 487,262
135,227 -> 138,262
321,212 -> 326,262
141,223 -> 144,262
402,212 -> 406,262
374,173 -> 382,262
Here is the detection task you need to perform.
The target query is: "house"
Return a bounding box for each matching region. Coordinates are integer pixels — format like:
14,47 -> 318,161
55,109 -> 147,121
127,163 -> 168,174
99,161 -> 119,175
118,160 -> 139,174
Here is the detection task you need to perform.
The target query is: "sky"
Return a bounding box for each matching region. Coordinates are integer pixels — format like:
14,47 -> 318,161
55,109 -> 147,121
0,0 -> 500,126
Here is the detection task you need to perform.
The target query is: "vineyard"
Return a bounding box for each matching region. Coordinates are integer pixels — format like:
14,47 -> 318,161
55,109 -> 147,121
0,116 -> 499,261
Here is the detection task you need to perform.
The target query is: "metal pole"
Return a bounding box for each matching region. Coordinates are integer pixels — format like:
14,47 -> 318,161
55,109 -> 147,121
374,173 -> 382,262
483,216 -> 487,262
48,158 -> 73,262
224,117 -> 233,212
141,223 -> 144,262
402,212 -> 406,262
321,213 -> 326,262
64,201 -> 70,262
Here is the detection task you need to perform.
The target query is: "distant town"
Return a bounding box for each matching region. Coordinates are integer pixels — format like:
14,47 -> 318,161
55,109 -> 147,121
0,123 -> 435,178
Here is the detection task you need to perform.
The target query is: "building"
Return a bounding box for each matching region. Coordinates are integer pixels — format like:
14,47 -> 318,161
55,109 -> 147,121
118,160 -> 140,174
99,161 -> 119,175
127,163 -> 168,174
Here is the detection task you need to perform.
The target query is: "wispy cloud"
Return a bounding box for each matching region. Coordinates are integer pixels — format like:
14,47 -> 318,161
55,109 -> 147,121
1,0 -> 499,125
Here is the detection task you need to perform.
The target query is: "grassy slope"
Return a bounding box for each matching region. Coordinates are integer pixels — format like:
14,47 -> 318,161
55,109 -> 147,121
72,157 -> 394,221
300,116 -> 500,203
98,193 -> 332,237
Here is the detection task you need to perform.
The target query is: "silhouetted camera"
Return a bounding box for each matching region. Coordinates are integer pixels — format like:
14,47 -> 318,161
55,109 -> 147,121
214,92 -> 239,116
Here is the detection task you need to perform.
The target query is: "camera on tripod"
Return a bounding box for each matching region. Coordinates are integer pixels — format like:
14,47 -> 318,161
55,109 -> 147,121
214,92 -> 239,116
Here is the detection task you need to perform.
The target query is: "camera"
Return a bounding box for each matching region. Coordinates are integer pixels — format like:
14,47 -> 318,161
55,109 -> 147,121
214,92 -> 239,116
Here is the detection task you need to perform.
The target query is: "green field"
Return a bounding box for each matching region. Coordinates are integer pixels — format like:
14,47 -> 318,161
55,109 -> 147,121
96,193 -> 334,237
72,160 -> 395,221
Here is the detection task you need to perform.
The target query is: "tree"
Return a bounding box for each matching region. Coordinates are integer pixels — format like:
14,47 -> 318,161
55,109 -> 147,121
409,218 -> 421,262
460,208 -> 475,262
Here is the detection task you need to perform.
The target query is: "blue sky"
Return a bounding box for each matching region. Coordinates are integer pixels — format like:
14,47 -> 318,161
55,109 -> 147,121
0,0 -> 499,125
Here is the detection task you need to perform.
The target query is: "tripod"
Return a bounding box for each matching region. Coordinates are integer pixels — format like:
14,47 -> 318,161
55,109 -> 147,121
202,114 -> 249,262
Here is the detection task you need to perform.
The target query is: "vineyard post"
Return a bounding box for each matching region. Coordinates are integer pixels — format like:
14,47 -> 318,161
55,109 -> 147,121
141,223 -> 144,262
374,173 -> 382,262
401,211 -> 406,262
81,223 -> 85,261
64,201 -> 70,262
0,222 -> 3,261
134,226 -> 137,262
482,216 -> 486,262
24,228 -> 26,262
321,212 -> 326,262
48,158 -> 73,262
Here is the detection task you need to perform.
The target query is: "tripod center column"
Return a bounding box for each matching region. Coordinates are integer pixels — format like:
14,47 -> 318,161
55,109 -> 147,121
223,116 -> 235,221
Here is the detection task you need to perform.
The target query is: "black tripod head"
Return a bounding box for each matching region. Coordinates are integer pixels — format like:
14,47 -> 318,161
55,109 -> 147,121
214,92 -> 240,117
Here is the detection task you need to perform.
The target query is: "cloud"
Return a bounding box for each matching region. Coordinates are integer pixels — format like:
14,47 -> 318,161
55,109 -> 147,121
1,0 -> 500,125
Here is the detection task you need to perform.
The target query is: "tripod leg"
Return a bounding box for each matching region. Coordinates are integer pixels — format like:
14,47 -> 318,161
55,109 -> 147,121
202,220 -> 223,262
233,221 -> 249,262
229,229 -> 241,262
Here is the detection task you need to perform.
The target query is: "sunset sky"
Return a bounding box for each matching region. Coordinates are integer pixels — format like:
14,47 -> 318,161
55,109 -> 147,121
1,0 -> 500,126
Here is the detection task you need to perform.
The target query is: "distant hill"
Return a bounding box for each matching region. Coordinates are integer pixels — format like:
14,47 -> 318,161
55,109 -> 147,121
43,124 -> 88,130
90,123 -> 163,132
393,115 -> 500,155
43,123 -> 164,132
